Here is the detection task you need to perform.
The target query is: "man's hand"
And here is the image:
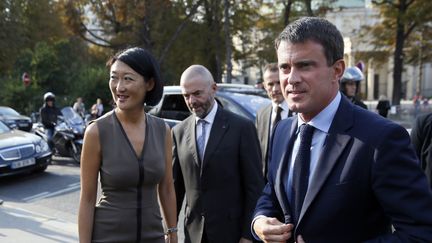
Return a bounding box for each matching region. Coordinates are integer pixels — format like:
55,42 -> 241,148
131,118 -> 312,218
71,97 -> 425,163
296,235 -> 305,243
239,237 -> 252,243
253,217 -> 293,243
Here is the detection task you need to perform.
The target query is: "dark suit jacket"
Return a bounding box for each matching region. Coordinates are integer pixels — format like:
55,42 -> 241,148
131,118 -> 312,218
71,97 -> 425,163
256,104 -> 293,179
255,104 -> 273,177
411,112 -> 432,188
253,96 -> 432,242
173,106 -> 264,243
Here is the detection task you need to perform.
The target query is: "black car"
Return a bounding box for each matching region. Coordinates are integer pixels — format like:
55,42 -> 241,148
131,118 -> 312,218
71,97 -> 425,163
0,121 -> 52,177
148,86 -> 271,126
0,106 -> 33,132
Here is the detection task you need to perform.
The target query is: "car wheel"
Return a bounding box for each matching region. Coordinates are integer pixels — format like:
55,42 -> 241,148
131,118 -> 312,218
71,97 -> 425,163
35,164 -> 48,173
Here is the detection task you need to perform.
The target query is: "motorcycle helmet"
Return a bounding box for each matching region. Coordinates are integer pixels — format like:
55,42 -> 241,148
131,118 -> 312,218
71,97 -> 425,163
341,66 -> 364,83
44,92 -> 56,102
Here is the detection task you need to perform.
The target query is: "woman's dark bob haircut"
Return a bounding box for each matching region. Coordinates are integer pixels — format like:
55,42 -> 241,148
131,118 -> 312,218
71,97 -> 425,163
106,47 -> 163,106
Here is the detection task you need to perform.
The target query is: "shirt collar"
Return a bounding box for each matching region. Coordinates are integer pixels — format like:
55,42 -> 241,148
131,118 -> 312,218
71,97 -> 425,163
297,91 -> 341,133
196,101 -> 218,125
273,100 -> 288,111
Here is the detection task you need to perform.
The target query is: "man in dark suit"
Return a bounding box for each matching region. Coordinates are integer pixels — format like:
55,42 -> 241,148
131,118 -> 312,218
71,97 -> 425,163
256,63 -> 292,179
252,17 -> 432,242
173,64 -> 264,243
411,112 -> 432,188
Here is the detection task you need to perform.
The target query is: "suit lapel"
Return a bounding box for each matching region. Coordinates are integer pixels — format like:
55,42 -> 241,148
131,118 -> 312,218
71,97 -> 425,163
185,116 -> 201,167
262,105 -> 272,146
201,107 -> 228,174
298,97 -> 354,225
274,117 -> 297,223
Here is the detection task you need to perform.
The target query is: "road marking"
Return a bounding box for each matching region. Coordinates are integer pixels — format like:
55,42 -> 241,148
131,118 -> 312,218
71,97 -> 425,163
68,182 -> 81,188
23,192 -> 49,201
23,183 -> 81,203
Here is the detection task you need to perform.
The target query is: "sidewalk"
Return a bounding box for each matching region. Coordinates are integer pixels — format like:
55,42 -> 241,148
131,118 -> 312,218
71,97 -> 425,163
0,200 -> 78,243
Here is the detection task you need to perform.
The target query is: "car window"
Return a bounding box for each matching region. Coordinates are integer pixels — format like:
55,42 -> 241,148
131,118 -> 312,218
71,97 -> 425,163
229,93 -> 271,114
159,94 -> 190,120
217,93 -> 271,120
216,96 -> 250,120
0,107 -> 20,116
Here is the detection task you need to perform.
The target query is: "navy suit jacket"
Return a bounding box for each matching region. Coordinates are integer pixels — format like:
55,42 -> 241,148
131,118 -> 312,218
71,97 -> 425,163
253,96 -> 432,242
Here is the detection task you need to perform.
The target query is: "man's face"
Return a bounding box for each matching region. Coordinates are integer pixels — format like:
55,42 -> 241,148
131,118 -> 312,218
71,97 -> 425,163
181,75 -> 216,118
46,99 -> 54,107
343,81 -> 357,97
263,70 -> 284,104
277,40 -> 344,121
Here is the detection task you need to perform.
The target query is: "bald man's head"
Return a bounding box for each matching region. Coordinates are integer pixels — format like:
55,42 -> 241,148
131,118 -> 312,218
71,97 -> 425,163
180,65 -> 215,87
180,65 -> 216,118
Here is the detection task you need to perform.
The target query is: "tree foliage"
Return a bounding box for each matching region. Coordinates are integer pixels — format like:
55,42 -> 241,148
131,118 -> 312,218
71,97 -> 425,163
0,0 -> 339,114
366,0 -> 432,104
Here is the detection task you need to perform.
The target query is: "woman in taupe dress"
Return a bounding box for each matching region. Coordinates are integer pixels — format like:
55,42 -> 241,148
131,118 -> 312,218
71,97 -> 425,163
78,47 -> 177,243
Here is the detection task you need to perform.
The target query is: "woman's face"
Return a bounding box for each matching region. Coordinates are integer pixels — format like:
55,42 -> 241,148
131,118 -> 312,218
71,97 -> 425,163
109,60 -> 154,111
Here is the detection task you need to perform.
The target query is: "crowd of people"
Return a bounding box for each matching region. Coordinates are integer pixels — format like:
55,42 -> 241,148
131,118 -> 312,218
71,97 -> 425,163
75,17 -> 432,243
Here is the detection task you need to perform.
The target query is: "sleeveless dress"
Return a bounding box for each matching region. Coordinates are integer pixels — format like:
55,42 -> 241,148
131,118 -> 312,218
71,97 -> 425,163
91,111 -> 166,243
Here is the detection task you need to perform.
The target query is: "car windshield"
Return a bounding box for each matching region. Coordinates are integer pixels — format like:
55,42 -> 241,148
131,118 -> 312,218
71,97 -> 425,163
0,121 -> 11,133
0,107 -> 20,116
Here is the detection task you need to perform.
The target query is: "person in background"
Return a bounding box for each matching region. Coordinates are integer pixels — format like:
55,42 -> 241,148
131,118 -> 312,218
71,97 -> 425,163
414,92 -> 423,118
255,80 -> 265,90
91,98 -> 104,119
39,92 -> 61,147
73,97 -> 86,118
411,112 -> 432,188
340,66 -> 368,109
172,64 -> 264,243
78,47 -> 177,243
376,94 -> 391,118
252,17 -> 432,242
256,62 -> 293,179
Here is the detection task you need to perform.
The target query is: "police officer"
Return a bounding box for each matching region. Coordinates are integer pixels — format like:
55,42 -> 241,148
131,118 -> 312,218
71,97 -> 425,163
40,92 -> 61,147
340,66 -> 368,109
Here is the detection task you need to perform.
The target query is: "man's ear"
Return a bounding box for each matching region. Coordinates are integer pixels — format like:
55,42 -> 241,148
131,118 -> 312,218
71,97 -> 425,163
333,59 -> 345,83
146,78 -> 155,91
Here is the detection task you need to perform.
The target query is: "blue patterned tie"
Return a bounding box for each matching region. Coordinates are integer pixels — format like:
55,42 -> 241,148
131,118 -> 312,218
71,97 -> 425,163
291,124 -> 315,224
197,119 -> 208,163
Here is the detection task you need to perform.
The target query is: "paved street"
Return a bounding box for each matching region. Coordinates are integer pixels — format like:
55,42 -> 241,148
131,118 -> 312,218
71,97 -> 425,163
0,156 -> 80,243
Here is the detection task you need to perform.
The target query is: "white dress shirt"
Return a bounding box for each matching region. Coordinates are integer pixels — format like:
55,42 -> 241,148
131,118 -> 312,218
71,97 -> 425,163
195,101 -> 218,154
286,92 -> 341,201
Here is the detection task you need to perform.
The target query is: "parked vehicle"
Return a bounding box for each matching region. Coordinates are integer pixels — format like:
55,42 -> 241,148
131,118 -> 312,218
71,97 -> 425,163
0,121 -> 51,177
217,83 -> 268,98
33,107 -> 85,163
148,86 -> 271,127
0,106 -> 33,132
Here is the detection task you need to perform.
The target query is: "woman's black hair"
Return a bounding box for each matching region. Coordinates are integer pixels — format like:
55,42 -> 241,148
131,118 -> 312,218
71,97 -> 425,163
106,47 -> 163,106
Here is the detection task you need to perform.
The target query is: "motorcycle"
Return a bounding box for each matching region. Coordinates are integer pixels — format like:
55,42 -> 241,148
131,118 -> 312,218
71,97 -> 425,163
33,107 -> 85,163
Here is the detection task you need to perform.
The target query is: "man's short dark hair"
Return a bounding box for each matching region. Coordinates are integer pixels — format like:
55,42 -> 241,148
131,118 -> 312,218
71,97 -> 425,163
275,17 -> 344,66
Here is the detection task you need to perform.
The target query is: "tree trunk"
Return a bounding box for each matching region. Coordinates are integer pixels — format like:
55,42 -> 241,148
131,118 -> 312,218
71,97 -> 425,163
392,0 -> 407,105
283,0 -> 293,26
224,0 -> 232,83
304,0 -> 314,16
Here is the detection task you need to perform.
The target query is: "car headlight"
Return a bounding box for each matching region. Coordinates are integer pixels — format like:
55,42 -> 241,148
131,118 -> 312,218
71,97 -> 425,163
35,139 -> 50,153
